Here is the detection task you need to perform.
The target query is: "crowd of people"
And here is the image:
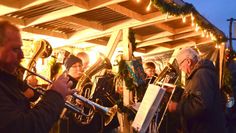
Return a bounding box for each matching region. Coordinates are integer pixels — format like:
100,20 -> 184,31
0,19 -> 234,133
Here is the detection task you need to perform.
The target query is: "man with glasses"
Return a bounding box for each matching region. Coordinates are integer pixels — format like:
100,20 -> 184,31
168,48 -> 226,133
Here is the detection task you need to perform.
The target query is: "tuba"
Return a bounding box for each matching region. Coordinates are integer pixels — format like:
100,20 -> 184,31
70,53 -> 117,126
75,53 -> 112,94
22,39 -> 52,81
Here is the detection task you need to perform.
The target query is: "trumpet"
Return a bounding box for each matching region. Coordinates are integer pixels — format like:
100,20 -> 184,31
20,65 -> 118,126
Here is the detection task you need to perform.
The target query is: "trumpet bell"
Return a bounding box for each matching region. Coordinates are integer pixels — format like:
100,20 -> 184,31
104,105 -> 118,126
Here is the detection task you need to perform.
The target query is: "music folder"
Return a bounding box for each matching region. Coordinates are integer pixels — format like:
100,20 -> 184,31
132,84 -> 166,133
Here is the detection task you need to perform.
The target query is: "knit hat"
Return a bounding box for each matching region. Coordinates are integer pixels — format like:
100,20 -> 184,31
64,54 -> 82,70
176,47 -> 199,65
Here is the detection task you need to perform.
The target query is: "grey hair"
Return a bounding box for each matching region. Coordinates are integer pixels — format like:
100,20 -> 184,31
176,47 -> 200,64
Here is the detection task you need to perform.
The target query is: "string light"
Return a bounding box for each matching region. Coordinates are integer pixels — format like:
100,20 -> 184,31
191,13 -> 195,21
182,15 -> 186,23
165,12 -> 169,20
191,21 -> 195,27
201,32 -> 205,37
140,0 -> 226,44
146,0 -> 152,11
206,33 -> 209,38
195,24 -> 199,32
215,44 -> 220,49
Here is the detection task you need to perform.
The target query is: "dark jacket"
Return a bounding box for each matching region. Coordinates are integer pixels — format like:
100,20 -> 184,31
177,59 -> 226,133
0,70 -> 65,133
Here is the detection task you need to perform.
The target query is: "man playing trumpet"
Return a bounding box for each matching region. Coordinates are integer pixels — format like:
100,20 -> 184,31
0,20 -> 74,133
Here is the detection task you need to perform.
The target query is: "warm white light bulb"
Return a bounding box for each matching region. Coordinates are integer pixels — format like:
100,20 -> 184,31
165,12 -> 169,20
191,13 -> 195,21
146,0 -> 152,11
182,15 -> 186,23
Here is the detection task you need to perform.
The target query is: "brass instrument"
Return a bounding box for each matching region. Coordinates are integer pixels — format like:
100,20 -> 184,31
20,65 -> 118,126
24,39 -> 52,81
151,63 -> 181,132
75,53 -> 112,94
72,53 -> 113,125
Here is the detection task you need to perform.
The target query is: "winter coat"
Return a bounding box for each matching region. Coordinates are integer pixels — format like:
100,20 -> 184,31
177,59 -> 227,133
0,70 -> 64,133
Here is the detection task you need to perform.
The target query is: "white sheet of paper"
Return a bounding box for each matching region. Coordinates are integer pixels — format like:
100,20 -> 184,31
132,84 -> 166,133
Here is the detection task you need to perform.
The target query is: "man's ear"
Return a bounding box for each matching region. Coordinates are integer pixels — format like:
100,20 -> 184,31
187,59 -> 191,66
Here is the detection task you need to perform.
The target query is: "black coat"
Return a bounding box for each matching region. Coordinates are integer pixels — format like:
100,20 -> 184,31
177,59 -> 227,133
0,70 -> 65,133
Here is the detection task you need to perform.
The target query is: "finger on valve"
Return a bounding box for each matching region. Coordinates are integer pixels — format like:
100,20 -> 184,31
51,74 -> 71,99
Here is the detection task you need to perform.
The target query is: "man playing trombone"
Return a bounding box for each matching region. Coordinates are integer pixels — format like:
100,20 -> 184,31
0,20 -> 74,133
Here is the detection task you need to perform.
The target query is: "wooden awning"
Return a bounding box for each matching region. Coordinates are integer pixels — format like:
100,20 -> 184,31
0,0 -> 227,54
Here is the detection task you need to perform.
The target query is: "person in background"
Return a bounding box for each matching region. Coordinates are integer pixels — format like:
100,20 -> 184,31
77,51 -> 90,71
60,54 -> 103,133
0,20 -> 74,133
168,47 -> 227,133
64,54 -> 84,88
143,61 -> 158,84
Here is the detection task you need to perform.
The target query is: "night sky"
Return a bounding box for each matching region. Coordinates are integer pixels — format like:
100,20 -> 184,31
184,0 -> 236,49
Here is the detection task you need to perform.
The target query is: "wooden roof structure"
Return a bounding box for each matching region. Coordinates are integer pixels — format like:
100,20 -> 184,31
0,0 -> 227,54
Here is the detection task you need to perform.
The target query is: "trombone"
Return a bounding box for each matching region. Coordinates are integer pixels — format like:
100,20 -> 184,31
20,65 -> 118,126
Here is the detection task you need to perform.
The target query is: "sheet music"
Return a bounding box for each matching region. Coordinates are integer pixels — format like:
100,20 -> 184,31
132,84 -> 166,133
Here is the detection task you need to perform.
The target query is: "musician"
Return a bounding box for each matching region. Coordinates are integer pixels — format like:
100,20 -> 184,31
60,54 -> 103,133
168,48 -> 227,133
0,20 -> 74,133
143,61 -> 158,84
76,51 -> 90,71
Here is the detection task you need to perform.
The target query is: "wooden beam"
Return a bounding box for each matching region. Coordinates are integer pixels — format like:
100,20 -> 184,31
138,30 -> 203,48
0,0 -> 53,15
105,30 -> 122,59
0,16 -> 25,26
61,16 -> 104,31
196,37 -> 212,44
174,31 -> 201,40
131,14 -> 181,29
58,0 -> 89,9
174,26 -> 195,34
147,47 -> 172,54
155,23 -> 174,33
24,6 -> 87,27
135,34 -> 143,42
22,27 -> 68,39
24,0 -> 127,27
107,4 -> 143,21
136,37 -> 173,48
142,31 -> 173,41
142,11 -> 163,20
87,39 -> 108,46
88,0 -> 128,9
135,48 -> 149,53
169,41 -> 196,48
68,15 -> 169,42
